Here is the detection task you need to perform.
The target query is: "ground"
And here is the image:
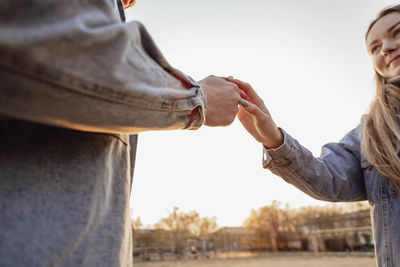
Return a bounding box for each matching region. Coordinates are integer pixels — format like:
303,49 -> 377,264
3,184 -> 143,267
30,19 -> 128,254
133,252 -> 376,267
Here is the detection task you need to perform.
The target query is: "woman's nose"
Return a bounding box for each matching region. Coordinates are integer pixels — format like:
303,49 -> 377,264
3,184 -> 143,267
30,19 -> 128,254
381,40 -> 398,56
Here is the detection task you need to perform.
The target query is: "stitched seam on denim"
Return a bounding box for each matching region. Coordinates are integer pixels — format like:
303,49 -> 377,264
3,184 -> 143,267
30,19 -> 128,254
279,139 -> 341,202
103,133 -> 128,146
280,165 -> 335,201
183,106 -> 202,130
263,149 -> 273,168
266,137 -> 335,201
381,178 -> 390,267
0,60 -> 203,112
271,155 -> 340,202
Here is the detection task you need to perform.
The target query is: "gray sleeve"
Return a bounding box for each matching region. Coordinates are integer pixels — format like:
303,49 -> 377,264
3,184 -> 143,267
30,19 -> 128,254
263,127 -> 367,202
0,0 -> 206,133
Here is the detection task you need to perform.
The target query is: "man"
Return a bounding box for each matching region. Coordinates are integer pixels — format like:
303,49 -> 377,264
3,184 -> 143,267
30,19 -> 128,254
0,0 -> 240,266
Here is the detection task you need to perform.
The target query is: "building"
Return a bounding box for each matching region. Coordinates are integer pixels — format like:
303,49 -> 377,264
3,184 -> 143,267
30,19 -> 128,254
296,209 -> 373,252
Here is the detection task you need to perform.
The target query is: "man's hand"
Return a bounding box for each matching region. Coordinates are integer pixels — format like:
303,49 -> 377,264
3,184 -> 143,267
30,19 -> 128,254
199,75 -> 241,127
122,0 -> 136,9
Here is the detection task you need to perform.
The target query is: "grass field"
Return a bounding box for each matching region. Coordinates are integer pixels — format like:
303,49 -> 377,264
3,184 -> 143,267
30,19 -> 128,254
133,252 -> 376,267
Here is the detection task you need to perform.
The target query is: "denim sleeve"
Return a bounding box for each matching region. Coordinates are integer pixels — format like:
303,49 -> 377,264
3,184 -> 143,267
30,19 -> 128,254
263,127 -> 367,202
0,0 -> 206,133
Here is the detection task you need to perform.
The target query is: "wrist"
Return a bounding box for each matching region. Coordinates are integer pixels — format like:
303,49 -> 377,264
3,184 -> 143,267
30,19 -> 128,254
263,128 -> 284,149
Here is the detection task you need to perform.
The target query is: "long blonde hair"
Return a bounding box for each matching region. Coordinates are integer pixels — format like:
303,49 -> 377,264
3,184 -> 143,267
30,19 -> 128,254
362,5 -> 400,192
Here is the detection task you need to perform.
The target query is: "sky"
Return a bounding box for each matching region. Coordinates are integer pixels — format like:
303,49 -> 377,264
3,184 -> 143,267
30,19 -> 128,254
126,0 -> 396,228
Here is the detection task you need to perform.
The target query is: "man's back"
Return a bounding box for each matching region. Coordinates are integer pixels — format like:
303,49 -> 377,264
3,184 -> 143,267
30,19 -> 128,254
0,117 -> 136,266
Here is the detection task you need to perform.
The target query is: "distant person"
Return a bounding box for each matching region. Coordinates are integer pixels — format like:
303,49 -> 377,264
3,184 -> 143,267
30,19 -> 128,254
0,0 -> 241,266
231,4 -> 400,267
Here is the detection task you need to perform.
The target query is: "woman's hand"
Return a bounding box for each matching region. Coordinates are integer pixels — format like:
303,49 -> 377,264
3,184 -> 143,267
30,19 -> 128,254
122,0 -> 136,9
227,78 -> 283,149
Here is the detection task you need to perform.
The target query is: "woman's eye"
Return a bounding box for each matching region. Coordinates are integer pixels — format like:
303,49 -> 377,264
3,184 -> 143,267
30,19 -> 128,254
394,29 -> 400,36
371,46 -> 380,54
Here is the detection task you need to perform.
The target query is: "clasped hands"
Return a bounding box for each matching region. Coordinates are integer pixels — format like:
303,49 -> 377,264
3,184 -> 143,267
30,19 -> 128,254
199,75 -> 283,149
121,0 -> 282,149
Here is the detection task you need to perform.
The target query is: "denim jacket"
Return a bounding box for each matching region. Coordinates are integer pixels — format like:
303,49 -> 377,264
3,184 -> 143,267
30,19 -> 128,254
0,0 -> 206,132
263,126 -> 400,267
0,0 -> 205,266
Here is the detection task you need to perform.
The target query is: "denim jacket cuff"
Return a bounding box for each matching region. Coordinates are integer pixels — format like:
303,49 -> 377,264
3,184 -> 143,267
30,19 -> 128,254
184,83 -> 207,130
262,128 -> 293,168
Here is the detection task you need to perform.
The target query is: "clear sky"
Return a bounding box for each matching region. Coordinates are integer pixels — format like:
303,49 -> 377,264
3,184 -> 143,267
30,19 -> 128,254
126,0 -> 395,227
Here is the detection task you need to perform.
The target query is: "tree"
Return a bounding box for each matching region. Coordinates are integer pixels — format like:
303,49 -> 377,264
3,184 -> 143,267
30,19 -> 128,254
155,207 -> 199,252
341,201 -> 370,213
194,216 -> 218,237
244,202 -> 348,251
155,207 -> 219,252
132,216 -> 143,232
244,200 -> 287,251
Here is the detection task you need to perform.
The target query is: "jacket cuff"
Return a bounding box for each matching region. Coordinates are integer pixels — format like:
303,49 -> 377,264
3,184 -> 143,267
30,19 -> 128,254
183,83 -> 207,130
262,128 -> 294,168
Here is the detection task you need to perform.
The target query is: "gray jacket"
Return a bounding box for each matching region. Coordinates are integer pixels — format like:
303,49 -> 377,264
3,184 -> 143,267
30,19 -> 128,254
264,126 -> 400,267
0,0 -> 206,266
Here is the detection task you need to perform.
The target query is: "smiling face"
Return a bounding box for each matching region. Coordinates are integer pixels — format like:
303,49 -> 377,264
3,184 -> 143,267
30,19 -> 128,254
367,12 -> 400,79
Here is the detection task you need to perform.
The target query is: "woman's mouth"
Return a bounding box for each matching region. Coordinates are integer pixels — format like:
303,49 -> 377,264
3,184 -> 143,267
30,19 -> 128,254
388,55 -> 400,66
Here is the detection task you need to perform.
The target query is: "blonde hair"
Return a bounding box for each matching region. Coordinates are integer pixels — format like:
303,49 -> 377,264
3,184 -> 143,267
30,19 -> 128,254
362,5 -> 400,193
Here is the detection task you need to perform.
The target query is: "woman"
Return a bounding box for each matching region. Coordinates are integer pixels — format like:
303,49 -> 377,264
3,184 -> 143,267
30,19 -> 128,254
230,5 -> 400,267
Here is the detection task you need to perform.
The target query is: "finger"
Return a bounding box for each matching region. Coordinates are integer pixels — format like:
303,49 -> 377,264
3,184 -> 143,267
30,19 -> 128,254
124,0 -> 136,8
239,99 -> 265,118
212,75 -> 230,80
239,89 -> 249,100
130,0 -> 137,7
227,78 -> 263,104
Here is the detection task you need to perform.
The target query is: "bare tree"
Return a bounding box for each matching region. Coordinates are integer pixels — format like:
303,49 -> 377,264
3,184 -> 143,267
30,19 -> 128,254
155,207 -> 219,253
194,216 -> 218,237
244,200 -> 285,251
132,216 -> 143,232
155,207 -> 199,252
244,202 -> 349,251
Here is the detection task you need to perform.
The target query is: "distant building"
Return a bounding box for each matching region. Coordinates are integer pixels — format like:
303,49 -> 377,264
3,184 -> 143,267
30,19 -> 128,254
132,229 -> 172,256
209,210 -> 372,253
296,209 -> 372,251
132,209 -> 373,258
210,227 -> 257,252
